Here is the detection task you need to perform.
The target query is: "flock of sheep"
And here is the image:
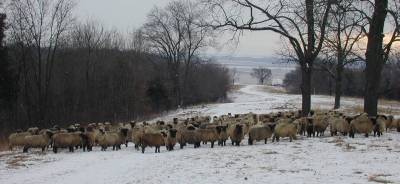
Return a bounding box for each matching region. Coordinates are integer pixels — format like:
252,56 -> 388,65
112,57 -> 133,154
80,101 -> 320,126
7,110 -> 400,154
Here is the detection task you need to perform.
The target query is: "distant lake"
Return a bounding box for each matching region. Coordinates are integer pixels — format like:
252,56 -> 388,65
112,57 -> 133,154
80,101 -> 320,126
213,57 -> 296,85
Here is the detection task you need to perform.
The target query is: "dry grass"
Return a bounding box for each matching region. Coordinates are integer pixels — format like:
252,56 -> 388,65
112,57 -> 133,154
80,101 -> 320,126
368,174 -> 393,183
230,85 -> 244,91
6,155 -> 29,169
345,105 -> 400,116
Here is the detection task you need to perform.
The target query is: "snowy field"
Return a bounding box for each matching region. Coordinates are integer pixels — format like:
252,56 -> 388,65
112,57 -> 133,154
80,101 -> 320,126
1,85 -> 400,184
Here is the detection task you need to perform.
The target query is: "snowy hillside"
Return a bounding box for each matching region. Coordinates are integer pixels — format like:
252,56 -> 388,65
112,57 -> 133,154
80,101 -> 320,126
1,85 -> 400,184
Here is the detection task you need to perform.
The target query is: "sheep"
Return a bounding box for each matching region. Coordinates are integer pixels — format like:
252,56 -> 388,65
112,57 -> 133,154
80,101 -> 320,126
132,126 -> 145,150
395,119 -> 400,132
272,121 -> 297,142
176,126 -> 201,149
96,129 -> 129,151
197,127 -> 219,148
27,127 -> 40,135
248,124 -> 274,145
216,125 -> 228,146
330,117 -> 350,136
8,131 -> 33,151
124,121 -> 137,147
349,113 -> 374,138
228,124 -> 245,146
293,117 -> 307,136
306,118 -> 315,137
140,132 -> 165,153
383,115 -> 395,131
52,132 -> 88,153
84,128 -> 101,152
312,115 -> 329,137
22,131 -> 54,153
163,129 -> 177,151
374,116 -> 387,137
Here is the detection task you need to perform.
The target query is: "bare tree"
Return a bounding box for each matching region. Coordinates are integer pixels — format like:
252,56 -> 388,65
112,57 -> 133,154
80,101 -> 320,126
230,67 -> 238,84
8,0 -> 75,124
250,67 -> 272,85
352,0 -> 400,116
206,0 -> 333,116
142,0 -> 215,107
317,0 -> 365,109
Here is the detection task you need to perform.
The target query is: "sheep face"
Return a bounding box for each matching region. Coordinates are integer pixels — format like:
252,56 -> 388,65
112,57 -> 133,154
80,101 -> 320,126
267,124 -> 276,131
234,124 -> 243,135
169,129 -> 177,138
120,128 -> 129,137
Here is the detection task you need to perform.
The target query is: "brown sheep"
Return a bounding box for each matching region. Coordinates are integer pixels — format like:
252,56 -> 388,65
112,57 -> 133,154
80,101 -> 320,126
52,132 -> 88,153
197,128 -> 219,148
216,125 -> 228,146
349,113 -> 374,138
330,117 -> 350,136
248,124 -> 274,145
8,131 -> 33,151
141,132 -> 165,153
27,127 -> 40,135
272,121 -> 297,142
163,129 -> 178,151
96,129 -> 129,151
293,117 -> 307,136
374,116 -> 387,137
176,126 -> 201,149
22,131 -> 54,153
306,118 -> 315,137
312,115 -> 329,137
383,115 -> 395,131
228,124 -> 244,146
132,126 -> 145,150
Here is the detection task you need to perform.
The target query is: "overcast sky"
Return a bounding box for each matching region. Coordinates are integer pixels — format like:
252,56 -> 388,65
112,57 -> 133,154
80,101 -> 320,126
75,0 -> 280,57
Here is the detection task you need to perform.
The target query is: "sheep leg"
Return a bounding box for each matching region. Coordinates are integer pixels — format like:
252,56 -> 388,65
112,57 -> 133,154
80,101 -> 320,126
265,139 -> 267,144
289,137 -> 293,142
42,147 -> 45,152
53,147 -> 58,153
23,146 -> 29,153
211,141 -> 214,148
180,144 -> 184,149
141,146 -> 145,153
248,137 -> 253,145
365,133 -> 369,138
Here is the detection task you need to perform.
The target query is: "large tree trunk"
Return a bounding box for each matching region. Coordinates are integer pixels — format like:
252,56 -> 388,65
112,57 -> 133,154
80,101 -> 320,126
364,0 -> 388,117
334,68 -> 342,109
334,53 -> 344,109
301,67 -> 312,116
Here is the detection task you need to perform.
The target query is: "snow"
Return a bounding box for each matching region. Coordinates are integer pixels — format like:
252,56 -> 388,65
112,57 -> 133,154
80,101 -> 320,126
1,85 -> 400,184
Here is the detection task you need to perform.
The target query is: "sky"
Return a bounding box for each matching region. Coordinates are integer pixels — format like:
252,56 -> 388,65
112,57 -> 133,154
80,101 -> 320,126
75,0 -> 280,57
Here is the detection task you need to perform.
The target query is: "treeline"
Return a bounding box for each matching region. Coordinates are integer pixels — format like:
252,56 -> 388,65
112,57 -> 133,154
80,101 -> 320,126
283,59 -> 400,100
0,0 -> 231,133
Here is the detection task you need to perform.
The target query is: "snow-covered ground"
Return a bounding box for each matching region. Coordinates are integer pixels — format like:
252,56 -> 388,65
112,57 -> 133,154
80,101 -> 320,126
1,85 -> 400,184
